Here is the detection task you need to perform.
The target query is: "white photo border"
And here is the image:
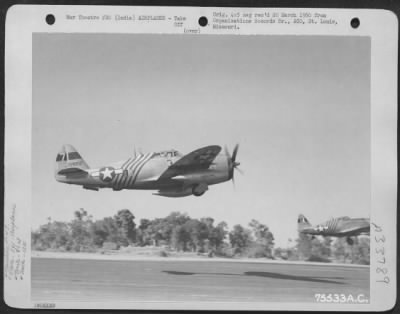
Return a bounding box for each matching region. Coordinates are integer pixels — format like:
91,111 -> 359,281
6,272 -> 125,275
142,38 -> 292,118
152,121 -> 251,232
4,5 -> 398,311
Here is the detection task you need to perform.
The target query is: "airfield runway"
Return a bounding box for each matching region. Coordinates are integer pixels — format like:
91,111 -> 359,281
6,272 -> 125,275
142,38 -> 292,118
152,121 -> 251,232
32,257 -> 369,305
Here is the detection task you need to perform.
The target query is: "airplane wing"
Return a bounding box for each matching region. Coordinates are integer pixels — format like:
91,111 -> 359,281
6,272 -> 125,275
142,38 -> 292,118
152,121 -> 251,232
158,145 -> 222,181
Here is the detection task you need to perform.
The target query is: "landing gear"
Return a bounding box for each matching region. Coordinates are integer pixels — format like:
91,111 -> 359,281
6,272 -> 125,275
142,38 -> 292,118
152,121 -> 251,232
346,237 -> 354,245
192,183 -> 208,196
193,190 -> 205,197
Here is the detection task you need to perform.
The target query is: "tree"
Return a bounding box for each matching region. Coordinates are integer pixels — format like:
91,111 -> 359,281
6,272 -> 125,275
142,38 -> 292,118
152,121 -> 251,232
312,236 -> 332,258
170,225 -> 190,251
155,212 -> 191,246
145,218 -> 167,246
209,221 -> 228,253
183,219 -> 206,252
74,208 -> 92,221
114,209 -> 136,244
136,218 -> 152,246
306,236 -> 332,262
332,237 -> 370,265
70,208 -> 93,251
274,247 -> 288,260
333,238 -> 350,263
295,233 -> 313,260
248,219 -> 275,258
229,224 -> 253,255
32,221 -> 71,251
139,218 -> 151,230
90,220 -> 109,247
90,217 -> 127,248
352,237 -> 370,265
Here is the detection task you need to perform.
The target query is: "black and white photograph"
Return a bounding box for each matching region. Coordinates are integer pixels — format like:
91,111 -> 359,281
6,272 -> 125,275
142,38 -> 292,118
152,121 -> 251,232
4,6 -> 397,311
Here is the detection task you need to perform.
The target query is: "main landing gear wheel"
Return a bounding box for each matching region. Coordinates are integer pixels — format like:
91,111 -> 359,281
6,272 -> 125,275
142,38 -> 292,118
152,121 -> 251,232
192,184 -> 207,196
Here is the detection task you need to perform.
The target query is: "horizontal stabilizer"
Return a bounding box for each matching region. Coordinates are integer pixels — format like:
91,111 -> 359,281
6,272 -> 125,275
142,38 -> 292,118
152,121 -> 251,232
57,167 -> 88,177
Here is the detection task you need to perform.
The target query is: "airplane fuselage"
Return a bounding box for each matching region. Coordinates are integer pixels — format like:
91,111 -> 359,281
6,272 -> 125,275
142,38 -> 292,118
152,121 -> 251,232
300,217 -> 370,238
55,149 -> 231,196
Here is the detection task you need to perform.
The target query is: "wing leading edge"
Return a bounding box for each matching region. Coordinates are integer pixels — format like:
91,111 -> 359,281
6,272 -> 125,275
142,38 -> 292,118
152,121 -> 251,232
157,145 -> 222,181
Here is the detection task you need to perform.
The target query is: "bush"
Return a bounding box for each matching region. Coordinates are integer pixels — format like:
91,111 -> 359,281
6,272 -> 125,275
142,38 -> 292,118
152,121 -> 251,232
246,245 -> 273,258
102,241 -> 119,250
81,246 -> 98,253
307,255 -> 331,263
356,258 -> 370,265
159,250 -> 168,257
274,248 -> 289,260
214,244 -> 234,258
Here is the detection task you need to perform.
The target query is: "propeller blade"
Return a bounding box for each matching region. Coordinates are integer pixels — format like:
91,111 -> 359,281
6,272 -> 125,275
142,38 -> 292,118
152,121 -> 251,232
236,167 -> 244,175
232,144 -> 239,162
225,143 -> 241,183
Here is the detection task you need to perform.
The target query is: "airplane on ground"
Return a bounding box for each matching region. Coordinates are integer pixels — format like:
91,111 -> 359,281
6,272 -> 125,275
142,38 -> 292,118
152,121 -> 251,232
297,214 -> 370,245
55,144 -> 241,197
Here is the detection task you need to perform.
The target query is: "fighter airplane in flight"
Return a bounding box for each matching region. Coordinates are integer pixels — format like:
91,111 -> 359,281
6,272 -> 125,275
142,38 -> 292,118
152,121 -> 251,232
297,214 -> 370,245
55,144 -> 241,197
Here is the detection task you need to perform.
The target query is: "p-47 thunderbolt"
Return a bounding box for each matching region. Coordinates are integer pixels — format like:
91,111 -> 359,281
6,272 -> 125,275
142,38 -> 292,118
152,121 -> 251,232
297,214 -> 370,245
55,144 -> 241,197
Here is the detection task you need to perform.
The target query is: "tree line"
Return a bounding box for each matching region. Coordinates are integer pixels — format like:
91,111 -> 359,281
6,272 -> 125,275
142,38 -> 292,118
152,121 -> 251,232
31,208 -> 369,264
275,233 -> 370,265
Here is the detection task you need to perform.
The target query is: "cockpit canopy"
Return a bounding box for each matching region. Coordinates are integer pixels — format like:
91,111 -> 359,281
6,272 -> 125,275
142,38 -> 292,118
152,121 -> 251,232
154,149 -> 182,158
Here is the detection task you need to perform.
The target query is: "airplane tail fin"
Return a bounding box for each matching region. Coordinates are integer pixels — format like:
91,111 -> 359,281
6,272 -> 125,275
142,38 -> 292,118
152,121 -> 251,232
297,214 -> 311,232
55,144 -> 89,178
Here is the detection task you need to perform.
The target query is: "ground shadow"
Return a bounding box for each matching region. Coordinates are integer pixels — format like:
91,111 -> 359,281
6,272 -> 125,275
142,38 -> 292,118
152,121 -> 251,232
243,272 -> 344,284
163,271 -> 195,275
162,270 -> 344,285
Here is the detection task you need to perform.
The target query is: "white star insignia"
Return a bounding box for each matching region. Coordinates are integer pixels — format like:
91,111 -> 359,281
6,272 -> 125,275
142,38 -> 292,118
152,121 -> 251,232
102,167 -> 113,180
316,225 -> 326,232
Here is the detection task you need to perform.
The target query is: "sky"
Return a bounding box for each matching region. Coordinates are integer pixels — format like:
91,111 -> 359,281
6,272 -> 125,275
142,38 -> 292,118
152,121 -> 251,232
32,34 -> 371,247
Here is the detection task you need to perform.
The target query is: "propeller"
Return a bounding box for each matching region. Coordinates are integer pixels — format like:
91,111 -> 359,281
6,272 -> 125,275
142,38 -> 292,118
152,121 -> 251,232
225,144 -> 242,184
